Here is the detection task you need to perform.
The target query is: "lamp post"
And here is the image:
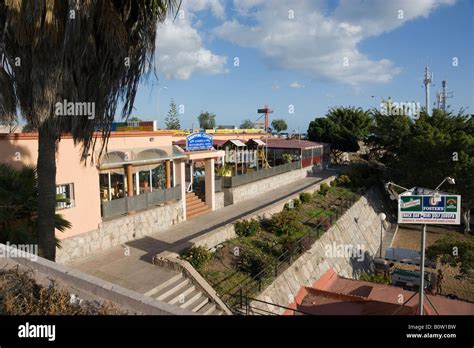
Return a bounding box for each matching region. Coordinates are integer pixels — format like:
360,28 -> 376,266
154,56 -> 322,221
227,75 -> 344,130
378,213 -> 386,258
157,86 -> 168,126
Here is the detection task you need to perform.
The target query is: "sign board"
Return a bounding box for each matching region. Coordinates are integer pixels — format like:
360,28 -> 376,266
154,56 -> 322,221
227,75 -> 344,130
111,121 -> 156,132
398,194 -> 461,225
186,132 -> 213,151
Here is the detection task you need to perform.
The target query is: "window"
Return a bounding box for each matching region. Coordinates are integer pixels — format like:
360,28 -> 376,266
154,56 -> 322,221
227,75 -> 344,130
56,183 -> 75,210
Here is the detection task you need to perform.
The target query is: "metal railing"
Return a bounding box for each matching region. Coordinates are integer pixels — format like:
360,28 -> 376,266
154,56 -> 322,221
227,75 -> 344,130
219,195 -> 358,312
101,185 -> 182,219
222,161 -> 301,188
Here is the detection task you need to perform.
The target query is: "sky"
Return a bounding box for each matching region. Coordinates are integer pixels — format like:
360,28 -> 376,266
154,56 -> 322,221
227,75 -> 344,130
130,0 -> 474,132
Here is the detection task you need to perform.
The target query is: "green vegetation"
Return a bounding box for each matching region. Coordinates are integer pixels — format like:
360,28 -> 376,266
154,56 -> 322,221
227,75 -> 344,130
234,219 -> 261,238
426,233 -> 474,278
0,164 -> 70,247
299,192 -> 312,203
239,119 -> 255,129
318,183 -> 330,196
164,99 -> 180,129
198,111 -> 217,130
307,107 -> 372,161
181,246 -> 212,270
189,182 -> 361,302
359,272 -> 391,285
271,119 -> 288,133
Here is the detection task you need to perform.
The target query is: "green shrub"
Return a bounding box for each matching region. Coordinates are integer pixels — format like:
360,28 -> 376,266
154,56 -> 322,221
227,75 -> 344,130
318,183 -> 330,196
293,198 -> 301,207
330,180 -> 337,187
181,246 -> 212,269
238,247 -> 273,278
267,210 -> 304,237
335,175 -> 351,187
234,219 -> 261,237
299,192 -> 312,203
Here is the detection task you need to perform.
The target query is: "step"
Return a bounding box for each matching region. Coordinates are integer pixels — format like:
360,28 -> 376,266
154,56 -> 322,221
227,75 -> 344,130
143,273 -> 183,297
186,194 -> 200,202
179,290 -> 205,310
197,302 -> 216,315
187,208 -> 209,219
187,203 -> 208,214
186,199 -> 206,209
211,308 -> 224,315
165,283 -> 196,305
187,295 -> 209,313
154,278 -> 189,301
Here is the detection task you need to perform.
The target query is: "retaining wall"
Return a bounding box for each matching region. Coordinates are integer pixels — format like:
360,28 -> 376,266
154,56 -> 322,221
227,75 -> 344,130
252,188 -> 392,314
57,200 -> 185,264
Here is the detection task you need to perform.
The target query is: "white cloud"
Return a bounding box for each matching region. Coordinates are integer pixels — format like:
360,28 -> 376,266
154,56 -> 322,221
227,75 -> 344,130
154,1 -> 227,80
290,81 -> 305,89
215,0 -> 455,85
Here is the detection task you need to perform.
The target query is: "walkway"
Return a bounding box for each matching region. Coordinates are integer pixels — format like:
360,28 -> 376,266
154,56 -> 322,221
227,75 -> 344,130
71,171 -> 334,294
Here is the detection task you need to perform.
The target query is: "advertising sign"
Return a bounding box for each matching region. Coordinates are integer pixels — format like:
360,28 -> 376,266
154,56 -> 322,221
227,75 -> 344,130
111,121 -> 156,132
398,194 -> 461,225
186,132 -> 213,151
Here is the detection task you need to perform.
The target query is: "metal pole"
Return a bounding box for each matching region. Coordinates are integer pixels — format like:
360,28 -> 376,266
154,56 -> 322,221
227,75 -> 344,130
379,221 -> 383,258
419,223 -> 427,315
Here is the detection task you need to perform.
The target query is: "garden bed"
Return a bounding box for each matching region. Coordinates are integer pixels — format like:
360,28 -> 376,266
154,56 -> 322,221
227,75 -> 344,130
180,176 -> 361,307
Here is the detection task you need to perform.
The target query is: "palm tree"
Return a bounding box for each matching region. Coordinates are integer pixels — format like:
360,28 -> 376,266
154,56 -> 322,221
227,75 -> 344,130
0,164 -> 71,246
0,0 -> 180,260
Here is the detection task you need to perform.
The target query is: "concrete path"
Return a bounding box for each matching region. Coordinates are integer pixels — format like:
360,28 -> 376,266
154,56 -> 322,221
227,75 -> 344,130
71,171 -> 334,294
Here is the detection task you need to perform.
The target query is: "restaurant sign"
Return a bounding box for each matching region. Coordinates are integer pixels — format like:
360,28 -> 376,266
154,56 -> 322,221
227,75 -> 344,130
398,194 -> 461,225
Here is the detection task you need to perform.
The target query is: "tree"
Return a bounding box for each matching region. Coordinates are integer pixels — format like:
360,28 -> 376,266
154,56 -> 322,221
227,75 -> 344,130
383,110 -> 473,234
0,164 -> 70,246
128,117 -> 143,122
240,119 -> 254,129
198,111 -> 216,130
308,107 -> 372,161
0,1 -> 180,260
164,99 -> 180,129
271,119 -> 288,133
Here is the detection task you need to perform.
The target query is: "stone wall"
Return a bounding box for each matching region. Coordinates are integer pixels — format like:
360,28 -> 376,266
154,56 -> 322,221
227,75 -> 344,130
223,166 -> 314,205
215,191 -> 225,210
57,200 -> 185,264
253,188 -> 393,314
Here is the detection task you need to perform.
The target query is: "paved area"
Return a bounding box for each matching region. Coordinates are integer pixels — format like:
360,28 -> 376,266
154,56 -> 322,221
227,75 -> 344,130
71,171 -> 334,294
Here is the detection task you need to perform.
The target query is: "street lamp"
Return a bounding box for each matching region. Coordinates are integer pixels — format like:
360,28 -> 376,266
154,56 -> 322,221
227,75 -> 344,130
378,213 -> 386,258
435,176 -> 455,191
157,86 -> 168,126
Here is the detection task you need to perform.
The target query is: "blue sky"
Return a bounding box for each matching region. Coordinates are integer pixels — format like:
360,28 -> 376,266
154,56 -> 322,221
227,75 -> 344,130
130,0 -> 473,132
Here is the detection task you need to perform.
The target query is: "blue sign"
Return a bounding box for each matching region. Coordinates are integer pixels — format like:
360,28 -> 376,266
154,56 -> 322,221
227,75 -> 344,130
186,132 -> 213,151
422,196 -> 445,212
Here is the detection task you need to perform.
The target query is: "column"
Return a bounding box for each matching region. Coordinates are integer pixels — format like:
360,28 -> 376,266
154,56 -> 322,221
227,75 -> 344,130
165,160 -> 171,189
126,164 -> 134,197
205,158 -> 215,211
175,160 -> 186,220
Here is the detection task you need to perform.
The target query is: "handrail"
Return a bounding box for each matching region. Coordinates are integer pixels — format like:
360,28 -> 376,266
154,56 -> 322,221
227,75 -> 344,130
226,293 -> 314,316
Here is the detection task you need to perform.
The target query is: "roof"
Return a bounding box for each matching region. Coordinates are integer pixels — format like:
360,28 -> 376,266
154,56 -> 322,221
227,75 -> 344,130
247,138 -> 266,146
223,139 -> 247,147
264,138 -> 323,150
285,268 -> 474,315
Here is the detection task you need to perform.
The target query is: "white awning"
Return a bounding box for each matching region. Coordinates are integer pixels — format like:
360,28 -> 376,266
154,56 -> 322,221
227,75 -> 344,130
250,138 -> 266,146
226,139 -> 247,147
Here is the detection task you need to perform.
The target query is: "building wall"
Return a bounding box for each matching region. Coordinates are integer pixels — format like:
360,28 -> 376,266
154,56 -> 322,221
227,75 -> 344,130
57,199 -> 184,264
0,132 -> 175,239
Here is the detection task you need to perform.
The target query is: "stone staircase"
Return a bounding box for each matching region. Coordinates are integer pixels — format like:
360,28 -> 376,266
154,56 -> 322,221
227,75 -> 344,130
186,192 -> 209,219
144,272 -> 224,315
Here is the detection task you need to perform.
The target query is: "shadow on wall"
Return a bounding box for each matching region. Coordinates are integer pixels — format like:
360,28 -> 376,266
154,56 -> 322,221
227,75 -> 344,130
350,250 -> 374,279
0,139 -> 33,168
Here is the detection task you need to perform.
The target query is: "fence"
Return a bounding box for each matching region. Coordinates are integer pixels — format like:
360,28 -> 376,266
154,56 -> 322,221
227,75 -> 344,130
222,161 -> 301,188
101,185 -> 182,219
219,195 -> 358,312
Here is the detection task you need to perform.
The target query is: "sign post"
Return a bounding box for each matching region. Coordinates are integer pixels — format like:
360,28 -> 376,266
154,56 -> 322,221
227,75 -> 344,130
186,132 -> 213,152
396,189 -> 461,315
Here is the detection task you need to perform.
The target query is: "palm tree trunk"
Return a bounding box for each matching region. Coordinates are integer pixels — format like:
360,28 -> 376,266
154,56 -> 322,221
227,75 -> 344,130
37,128 -> 58,261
